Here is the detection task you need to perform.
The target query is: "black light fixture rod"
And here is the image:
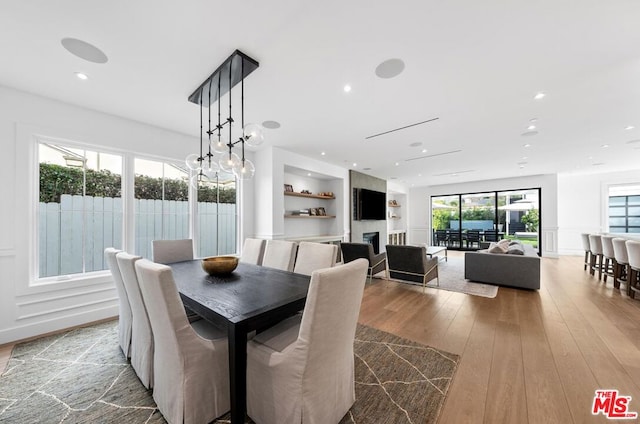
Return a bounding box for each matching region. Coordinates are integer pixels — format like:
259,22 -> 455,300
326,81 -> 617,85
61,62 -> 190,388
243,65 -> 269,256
199,87 -> 203,162
217,72 -> 222,140
207,79 -> 212,160
228,56 -> 233,159
241,58 -> 245,165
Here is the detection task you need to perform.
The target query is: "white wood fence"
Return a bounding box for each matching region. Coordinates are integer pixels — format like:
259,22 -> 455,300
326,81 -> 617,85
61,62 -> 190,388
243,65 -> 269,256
39,195 -> 236,277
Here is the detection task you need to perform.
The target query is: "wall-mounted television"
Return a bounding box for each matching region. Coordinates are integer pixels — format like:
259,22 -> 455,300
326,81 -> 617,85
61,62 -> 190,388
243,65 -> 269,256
354,188 -> 386,220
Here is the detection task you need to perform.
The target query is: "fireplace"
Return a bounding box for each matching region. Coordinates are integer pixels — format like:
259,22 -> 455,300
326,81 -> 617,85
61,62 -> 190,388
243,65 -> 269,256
363,232 -> 380,254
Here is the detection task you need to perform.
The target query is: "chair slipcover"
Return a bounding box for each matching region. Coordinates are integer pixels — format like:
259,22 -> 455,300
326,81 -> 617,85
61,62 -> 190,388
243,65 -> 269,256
152,239 -> 194,264
116,252 -> 153,389
292,241 -> 338,276
104,248 -> 132,358
612,238 -> 629,265
385,244 -> 439,290
581,233 -> 592,270
247,259 -> 368,424
340,242 -> 386,281
135,259 -> 230,424
262,240 -> 298,272
602,236 -> 615,259
627,240 -> 640,269
240,238 -> 266,265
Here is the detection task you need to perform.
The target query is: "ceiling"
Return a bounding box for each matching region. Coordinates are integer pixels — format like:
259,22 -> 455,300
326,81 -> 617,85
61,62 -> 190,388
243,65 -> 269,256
2,1 -> 640,187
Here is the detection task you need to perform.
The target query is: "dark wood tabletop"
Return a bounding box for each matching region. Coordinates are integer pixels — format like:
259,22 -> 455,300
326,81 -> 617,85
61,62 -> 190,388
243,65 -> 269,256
170,260 -> 310,424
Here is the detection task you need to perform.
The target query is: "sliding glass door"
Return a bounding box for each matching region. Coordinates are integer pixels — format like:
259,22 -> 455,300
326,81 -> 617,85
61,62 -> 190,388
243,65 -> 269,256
431,188 -> 540,254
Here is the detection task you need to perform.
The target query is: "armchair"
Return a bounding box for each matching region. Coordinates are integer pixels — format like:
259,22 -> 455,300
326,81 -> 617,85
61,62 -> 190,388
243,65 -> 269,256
385,245 -> 439,291
340,242 -> 386,282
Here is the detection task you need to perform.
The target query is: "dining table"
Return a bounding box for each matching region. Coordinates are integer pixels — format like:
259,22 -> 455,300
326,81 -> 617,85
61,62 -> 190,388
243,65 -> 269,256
170,260 -> 311,424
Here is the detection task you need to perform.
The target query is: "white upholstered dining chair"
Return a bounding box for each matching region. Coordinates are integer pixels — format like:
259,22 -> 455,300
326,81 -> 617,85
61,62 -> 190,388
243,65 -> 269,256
292,241 -> 338,276
116,252 -> 154,389
152,239 -> 194,264
240,238 -> 266,265
261,240 -> 298,272
246,258 -> 368,424
134,259 -> 230,424
104,248 -> 132,358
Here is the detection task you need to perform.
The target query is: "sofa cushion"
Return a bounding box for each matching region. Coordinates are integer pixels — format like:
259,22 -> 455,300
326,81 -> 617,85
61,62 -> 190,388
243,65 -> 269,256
507,245 -> 525,255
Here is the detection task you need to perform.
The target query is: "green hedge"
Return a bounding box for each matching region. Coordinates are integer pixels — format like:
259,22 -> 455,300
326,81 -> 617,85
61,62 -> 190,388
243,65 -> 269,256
39,163 -> 235,204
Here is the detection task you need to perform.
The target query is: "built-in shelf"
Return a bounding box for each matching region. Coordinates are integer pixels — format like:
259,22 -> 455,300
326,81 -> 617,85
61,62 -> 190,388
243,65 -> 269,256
388,204 -> 401,207
389,217 -> 401,220
284,191 -> 335,200
284,214 -> 336,219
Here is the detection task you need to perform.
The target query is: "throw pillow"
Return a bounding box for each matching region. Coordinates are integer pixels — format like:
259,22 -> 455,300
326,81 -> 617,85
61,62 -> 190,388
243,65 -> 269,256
488,242 -> 508,254
507,245 -> 525,255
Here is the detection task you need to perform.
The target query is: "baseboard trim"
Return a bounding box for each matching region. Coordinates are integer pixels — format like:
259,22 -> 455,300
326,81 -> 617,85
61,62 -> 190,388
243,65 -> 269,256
0,306 -> 118,345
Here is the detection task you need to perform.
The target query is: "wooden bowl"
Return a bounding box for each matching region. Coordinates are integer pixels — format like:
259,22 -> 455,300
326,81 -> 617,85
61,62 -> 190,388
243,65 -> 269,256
201,256 -> 239,275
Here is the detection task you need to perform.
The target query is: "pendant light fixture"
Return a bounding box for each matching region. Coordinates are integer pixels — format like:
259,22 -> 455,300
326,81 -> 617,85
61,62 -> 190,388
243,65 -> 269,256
185,50 -> 263,183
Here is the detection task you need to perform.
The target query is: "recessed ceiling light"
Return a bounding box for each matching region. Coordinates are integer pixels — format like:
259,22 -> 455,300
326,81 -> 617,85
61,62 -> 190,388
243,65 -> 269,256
375,58 -> 405,79
523,144 -> 531,148
625,126 -> 635,130
522,156 -> 528,160
395,162 -> 399,166
61,38 -> 108,63
307,173 -> 311,177
521,130 -> 538,137
343,84 -> 352,93
519,165 -> 525,169
527,125 -> 536,130
530,118 -> 538,122
588,156 -> 593,160
262,120 -> 281,129
601,144 -> 609,148
75,72 -> 88,80
321,152 -> 326,156
534,92 -> 546,100
352,163 -> 357,167
418,173 -> 422,177
422,149 -> 427,153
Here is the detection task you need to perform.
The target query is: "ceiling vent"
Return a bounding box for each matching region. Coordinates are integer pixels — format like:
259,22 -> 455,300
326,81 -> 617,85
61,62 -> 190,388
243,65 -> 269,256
405,149 -> 462,162
365,118 -> 439,140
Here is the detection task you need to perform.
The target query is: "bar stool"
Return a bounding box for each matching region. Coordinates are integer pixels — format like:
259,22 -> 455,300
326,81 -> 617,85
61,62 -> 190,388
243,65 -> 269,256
581,233 -> 592,271
588,234 -> 604,280
601,236 -> 616,284
612,238 -> 629,290
626,240 -> 640,299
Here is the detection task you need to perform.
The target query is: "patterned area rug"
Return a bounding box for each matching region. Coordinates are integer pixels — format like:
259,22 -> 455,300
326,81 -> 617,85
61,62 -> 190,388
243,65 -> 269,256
0,321 -> 458,423
377,255 -> 499,298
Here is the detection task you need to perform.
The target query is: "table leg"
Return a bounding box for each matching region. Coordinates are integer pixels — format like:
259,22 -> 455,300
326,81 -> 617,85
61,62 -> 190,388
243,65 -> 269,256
229,323 -> 247,424
445,249 -> 448,262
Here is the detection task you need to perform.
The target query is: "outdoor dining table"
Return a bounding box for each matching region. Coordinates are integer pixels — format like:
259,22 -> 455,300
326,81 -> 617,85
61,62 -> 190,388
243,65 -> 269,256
170,260 -> 311,424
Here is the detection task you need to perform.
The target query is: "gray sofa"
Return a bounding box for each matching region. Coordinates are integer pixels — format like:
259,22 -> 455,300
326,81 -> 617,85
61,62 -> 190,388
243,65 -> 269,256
464,243 -> 540,290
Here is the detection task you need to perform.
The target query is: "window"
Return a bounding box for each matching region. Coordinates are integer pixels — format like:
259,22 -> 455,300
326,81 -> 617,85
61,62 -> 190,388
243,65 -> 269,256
196,171 -> 237,257
134,158 -> 190,259
608,185 -> 640,233
36,139 -> 239,280
38,143 -> 123,278
431,188 -> 540,253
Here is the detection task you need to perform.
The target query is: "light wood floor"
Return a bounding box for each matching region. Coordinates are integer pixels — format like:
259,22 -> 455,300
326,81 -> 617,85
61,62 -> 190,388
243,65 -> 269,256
359,251 -> 640,423
2,253 -> 639,423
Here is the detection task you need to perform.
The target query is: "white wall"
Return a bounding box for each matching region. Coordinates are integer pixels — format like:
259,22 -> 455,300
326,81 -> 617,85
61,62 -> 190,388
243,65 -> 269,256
408,174 -> 559,257
0,85 -> 254,343
558,169 -> 640,255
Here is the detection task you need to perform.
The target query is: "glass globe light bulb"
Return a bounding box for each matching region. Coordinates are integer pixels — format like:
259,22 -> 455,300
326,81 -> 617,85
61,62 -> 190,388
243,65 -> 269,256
243,123 -> 265,147
219,152 -> 240,173
185,153 -> 202,171
211,134 -> 228,154
233,158 -> 255,179
202,160 -> 220,179
190,172 -> 213,189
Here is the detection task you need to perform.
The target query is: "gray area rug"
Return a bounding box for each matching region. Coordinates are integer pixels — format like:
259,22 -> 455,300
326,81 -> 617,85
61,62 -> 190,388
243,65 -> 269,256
377,255 -> 499,298
0,321 -> 458,423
